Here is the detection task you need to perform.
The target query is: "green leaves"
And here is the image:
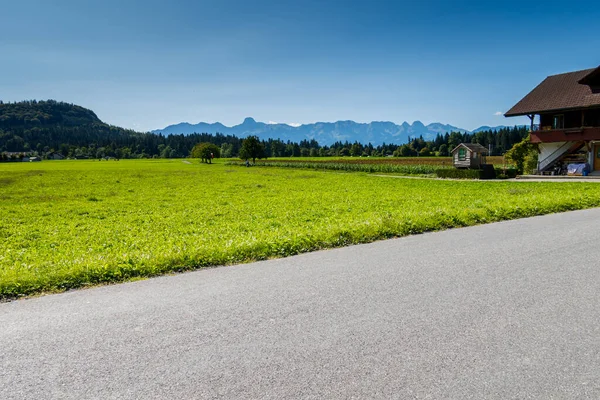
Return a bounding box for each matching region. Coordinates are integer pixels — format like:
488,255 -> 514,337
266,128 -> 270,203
505,135 -> 538,174
239,136 -> 266,163
191,142 -> 220,163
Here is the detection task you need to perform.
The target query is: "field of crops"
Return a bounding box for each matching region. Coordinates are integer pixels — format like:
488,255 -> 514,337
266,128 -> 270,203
226,156 -> 510,176
2,159 -> 600,299
264,156 -> 507,166
229,160 -> 442,175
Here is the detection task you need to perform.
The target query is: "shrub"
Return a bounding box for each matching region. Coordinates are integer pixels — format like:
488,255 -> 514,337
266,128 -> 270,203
435,169 -> 484,179
438,144 -> 449,156
480,164 -> 496,180
419,147 -> 431,156
494,167 -> 518,179
524,151 -> 539,174
505,136 -> 538,174
394,145 -> 417,157
436,165 -> 497,180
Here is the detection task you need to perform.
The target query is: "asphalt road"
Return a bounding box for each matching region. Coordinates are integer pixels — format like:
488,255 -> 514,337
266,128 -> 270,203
2,209 -> 600,399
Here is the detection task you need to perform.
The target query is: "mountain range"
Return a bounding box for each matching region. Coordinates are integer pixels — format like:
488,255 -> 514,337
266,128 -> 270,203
153,119 -> 520,145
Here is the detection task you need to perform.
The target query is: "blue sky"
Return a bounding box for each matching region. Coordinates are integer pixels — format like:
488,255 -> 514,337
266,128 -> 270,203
2,0 -> 600,131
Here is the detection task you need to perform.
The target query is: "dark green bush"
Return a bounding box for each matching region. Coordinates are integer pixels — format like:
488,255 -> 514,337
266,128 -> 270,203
436,165 -> 498,180
435,169 -> 483,179
494,167 -> 517,179
480,164 -> 496,180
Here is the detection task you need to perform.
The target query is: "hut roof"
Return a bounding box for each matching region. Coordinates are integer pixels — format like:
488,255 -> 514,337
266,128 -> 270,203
451,143 -> 488,154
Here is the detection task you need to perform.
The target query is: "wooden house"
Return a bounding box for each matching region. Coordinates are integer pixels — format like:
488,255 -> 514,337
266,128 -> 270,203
451,143 -> 488,169
505,65 -> 600,173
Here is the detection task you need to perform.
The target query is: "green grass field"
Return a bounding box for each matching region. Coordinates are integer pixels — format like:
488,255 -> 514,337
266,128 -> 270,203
2,159 -> 600,299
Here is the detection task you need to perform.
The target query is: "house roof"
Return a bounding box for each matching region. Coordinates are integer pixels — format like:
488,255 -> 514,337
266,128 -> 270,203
505,67 -> 600,117
451,143 -> 488,154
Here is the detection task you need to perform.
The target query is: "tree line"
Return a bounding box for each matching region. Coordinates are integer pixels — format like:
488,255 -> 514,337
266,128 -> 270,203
0,127 -> 529,160
0,100 -> 528,159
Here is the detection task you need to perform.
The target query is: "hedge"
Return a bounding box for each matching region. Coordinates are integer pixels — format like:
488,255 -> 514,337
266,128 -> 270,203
435,169 -> 483,179
495,167 -> 518,179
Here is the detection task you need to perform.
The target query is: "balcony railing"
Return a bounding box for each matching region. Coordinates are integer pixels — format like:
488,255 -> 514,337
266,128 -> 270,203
530,126 -> 600,143
531,124 -> 595,132
529,124 -> 575,132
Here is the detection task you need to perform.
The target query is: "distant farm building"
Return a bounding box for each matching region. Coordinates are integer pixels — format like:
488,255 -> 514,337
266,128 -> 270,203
47,152 -> 65,160
1,152 -> 34,162
451,143 -> 488,169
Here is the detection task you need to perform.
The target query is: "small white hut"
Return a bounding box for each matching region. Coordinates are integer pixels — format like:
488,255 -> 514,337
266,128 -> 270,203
451,143 -> 488,169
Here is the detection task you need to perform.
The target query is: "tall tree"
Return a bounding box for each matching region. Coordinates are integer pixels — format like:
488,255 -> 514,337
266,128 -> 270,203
239,135 -> 265,163
191,142 -> 220,163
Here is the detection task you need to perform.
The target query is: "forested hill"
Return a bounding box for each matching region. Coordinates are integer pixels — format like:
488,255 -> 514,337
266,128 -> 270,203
0,100 -> 528,159
0,100 -> 102,126
0,100 -> 146,154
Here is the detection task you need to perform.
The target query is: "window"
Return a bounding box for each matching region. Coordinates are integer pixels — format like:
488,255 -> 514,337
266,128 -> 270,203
553,114 -> 564,129
458,148 -> 467,161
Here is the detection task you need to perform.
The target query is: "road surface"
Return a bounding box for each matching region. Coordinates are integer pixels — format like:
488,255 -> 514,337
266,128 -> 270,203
2,209 -> 600,399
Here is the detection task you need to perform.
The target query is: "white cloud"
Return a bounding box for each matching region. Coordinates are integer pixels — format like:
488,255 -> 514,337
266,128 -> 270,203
494,111 -> 503,116
288,122 -> 301,127
267,121 -> 278,125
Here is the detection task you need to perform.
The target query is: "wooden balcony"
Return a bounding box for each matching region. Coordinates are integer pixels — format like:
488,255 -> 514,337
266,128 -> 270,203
530,126 -> 600,143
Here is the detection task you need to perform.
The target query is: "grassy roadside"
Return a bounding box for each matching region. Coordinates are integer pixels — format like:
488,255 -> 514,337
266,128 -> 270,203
2,159 -> 599,300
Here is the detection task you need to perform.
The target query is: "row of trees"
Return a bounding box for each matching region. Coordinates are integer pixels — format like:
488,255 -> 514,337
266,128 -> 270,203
1,101 -> 529,159
1,127 -> 528,160
393,127 -> 527,157
191,137 -> 265,163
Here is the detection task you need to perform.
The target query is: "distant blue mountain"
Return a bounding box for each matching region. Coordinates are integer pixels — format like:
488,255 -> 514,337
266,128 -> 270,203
153,118 -> 514,146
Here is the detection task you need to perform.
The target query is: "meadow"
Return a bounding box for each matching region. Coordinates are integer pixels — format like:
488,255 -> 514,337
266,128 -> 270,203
2,158 -> 600,299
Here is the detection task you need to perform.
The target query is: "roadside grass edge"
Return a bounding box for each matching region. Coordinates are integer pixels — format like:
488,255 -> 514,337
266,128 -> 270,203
2,196 -> 599,301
